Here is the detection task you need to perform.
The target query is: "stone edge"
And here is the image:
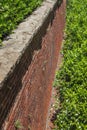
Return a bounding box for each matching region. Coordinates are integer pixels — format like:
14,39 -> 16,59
0,0 -> 58,85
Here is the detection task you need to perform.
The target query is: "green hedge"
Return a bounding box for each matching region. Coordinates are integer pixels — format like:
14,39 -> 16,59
0,0 -> 43,45
54,0 -> 87,129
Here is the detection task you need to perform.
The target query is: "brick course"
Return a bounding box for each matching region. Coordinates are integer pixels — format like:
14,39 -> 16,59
0,0 -> 66,129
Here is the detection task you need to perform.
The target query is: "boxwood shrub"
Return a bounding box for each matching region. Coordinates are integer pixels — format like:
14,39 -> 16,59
54,0 -> 87,129
0,0 -> 43,45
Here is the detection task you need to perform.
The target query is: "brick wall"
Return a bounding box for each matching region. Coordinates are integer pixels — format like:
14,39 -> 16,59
0,0 -> 66,129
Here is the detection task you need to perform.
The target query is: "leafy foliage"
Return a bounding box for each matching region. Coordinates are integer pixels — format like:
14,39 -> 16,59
14,120 -> 23,129
54,0 -> 87,129
0,0 -> 43,45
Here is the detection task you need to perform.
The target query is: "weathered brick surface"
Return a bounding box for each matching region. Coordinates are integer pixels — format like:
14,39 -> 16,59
0,0 -> 66,130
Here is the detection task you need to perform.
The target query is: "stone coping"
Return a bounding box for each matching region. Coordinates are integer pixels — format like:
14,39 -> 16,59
0,0 -> 58,86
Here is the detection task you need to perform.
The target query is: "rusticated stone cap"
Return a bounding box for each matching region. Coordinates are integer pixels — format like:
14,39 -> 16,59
0,0 -> 58,86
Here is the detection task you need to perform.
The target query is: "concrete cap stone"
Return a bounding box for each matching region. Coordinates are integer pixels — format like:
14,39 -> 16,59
0,0 -> 57,84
